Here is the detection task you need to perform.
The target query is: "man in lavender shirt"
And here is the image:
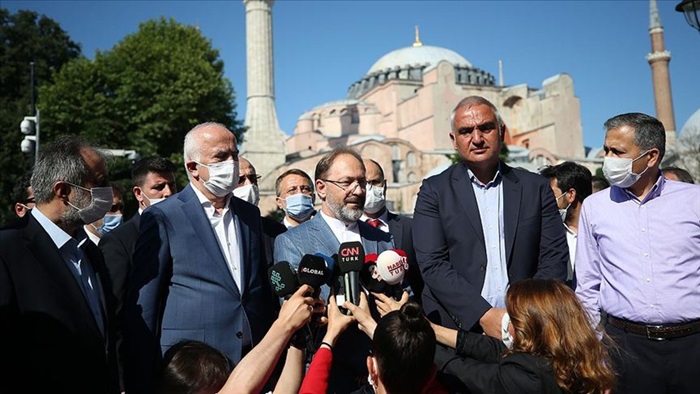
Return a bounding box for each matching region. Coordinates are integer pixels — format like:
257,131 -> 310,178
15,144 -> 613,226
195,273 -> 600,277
575,112 -> 700,394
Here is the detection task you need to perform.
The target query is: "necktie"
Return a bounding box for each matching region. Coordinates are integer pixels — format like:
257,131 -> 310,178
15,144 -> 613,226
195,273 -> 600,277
68,240 -> 105,336
366,218 -> 382,228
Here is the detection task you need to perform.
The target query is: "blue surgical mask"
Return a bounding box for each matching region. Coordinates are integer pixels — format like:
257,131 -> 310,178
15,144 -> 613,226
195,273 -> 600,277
284,193 -> 314,222
97,214 -> 123,236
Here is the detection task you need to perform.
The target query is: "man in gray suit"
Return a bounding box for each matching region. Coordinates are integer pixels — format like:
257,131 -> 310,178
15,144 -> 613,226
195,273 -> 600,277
274,147 -> 392,393
125,122 -> 276,393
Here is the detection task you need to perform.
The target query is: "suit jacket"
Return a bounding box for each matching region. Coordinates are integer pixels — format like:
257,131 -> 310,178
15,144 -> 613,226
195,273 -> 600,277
435,331 -> 562,394
125,184 -> 277,393
99,212 -> 141,390
261,216 -> 287,268
413,162 -> 568,331
274,212 -> 393,393
0,214 -> 118,393
386,211 -> 424,300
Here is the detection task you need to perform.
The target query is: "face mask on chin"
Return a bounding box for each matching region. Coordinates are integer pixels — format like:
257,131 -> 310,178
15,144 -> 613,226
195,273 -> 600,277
364,184 -> 386,215
555,192 -> 571,223
66,183 -> 114,225
284,193 -> 314,221
233,183 -> 260,206
143,193 -> 166,207
603,150 -> 651,188
195,160 -> 239,197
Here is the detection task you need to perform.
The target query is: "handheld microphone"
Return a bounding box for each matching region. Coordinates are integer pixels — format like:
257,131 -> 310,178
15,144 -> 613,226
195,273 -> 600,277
268,261 -> 299,299
297,254 -> 328,298
313,253 -> 336,286
360,253 -> 386,293
337,241 -> 365,314
375,249 -> 408,300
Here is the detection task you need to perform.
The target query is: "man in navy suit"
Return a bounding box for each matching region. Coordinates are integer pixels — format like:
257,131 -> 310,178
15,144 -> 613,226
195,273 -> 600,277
125,122 -> 277,393
274,147 -> 392,393
0,136 -> 118,393
413,96 -> 568,340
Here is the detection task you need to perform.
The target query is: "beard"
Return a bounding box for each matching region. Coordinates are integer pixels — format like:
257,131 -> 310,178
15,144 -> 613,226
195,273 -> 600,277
61,188 -> 92,227
327,192 -> 364,224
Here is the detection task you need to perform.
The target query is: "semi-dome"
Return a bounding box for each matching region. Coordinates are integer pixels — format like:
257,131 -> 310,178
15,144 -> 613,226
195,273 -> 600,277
680,107 -> 700,136
367,45 -> 472,74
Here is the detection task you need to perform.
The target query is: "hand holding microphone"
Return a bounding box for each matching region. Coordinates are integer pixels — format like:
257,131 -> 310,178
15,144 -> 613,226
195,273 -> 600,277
277,284 -> 315,333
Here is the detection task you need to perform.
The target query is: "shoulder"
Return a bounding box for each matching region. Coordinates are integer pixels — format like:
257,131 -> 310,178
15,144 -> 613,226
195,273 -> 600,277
422,163 -> 461,187
359,221 -> 392,243
503,165 -> 547,187
261,216 -> 286,236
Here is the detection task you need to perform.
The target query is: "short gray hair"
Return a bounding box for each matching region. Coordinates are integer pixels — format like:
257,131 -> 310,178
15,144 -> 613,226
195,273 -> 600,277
182,122 -> 229,174
31,135 -> 105,204
449,96 -> 504,136
603,113 -> 666,162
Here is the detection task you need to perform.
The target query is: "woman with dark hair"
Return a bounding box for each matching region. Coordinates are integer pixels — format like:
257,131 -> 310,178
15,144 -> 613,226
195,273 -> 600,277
159,340 -> 230,394
299,295 -> 446,394
433,279 -> 616,394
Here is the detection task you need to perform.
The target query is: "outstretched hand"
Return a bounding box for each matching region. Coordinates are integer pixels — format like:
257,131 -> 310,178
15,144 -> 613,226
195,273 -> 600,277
373,291 -> 409,317
344,292 -> 377,339
322,295 -> 356,347
278,285 -> 315,333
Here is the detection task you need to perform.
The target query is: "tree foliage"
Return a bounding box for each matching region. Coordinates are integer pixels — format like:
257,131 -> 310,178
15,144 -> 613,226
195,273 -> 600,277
0,8 -> 81,223
40,17 -> 244,173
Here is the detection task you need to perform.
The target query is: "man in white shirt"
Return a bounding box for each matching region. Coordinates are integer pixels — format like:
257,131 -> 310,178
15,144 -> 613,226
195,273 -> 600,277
126,122 -> 277,393
540,161 -> 592,285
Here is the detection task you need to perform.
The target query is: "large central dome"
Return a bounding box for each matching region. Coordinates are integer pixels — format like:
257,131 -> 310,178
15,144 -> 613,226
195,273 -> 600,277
367,45 -> 472,75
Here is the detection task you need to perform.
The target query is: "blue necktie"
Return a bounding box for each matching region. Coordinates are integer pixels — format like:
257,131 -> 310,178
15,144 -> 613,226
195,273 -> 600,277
68,240 -> 105,336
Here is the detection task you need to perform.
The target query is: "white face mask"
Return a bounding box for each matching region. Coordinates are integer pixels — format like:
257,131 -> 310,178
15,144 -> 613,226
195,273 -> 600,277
555,192 -> 571,222
143,193 -> 166,207
233,183 -> 260,206
66,183 -> 114,225
195,160 -> 239,197
603,150 -> 650,189
364,183 -> 386,214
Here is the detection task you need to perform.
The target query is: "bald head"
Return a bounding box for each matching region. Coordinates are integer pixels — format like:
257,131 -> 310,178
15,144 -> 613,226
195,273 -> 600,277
363,159 -> 385,183
238,157 -> 259,186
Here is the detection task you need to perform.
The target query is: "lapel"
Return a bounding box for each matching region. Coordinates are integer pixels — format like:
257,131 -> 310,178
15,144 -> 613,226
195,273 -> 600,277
310,214 -> 341,255
358,221 -> 380,254
501,164 -> 522,265
23,215 -> 104,339
386,212 -> 402,248
180,185 -> 241,298
452,163 -> 486,248
82,242 -> 109,339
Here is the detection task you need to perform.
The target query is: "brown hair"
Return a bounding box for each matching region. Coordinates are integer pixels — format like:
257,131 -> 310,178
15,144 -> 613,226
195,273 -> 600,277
506,279 -> 616,394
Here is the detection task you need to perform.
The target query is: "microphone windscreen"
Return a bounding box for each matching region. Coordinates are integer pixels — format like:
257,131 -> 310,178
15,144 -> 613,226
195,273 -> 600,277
365,253 -> 378,264
297,254 -> 328,290
268,261 -> 299,298
338,241 -> 365,274
313,253 -> 336,284
376,250 -> 406,285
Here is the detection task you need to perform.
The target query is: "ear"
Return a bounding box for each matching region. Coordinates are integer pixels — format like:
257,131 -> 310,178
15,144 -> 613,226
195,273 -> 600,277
185,160 -> 199,179
366,356 -> 378,380
54,181 -> 71,201
133,186 -> 144,204
647,148 -> 661,168
316,179 -> 327,201
14,203 -> 24,217
567,189 -> 577,205
275,196 -> 285,211
449,132 -> 457,150
500,123 -> 508,141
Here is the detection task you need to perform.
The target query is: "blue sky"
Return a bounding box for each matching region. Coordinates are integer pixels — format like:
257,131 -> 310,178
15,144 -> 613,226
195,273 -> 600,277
5,0 -> 699,149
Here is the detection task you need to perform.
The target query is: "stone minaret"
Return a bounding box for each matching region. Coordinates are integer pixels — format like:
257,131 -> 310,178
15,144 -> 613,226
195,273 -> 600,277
646,0 -> 676,148
242,0 -> 286,183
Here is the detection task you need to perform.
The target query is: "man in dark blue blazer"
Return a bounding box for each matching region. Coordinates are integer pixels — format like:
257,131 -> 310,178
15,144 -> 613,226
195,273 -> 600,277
274,148 -> 393,393
413,96 -> 568,342
125,123 -> 277,393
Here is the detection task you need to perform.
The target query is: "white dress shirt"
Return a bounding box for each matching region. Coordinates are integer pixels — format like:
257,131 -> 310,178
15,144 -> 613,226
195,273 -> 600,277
320,210 -> 361,243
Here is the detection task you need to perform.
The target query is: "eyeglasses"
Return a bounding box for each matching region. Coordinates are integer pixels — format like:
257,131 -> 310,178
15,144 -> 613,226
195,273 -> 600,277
239,174 -> 261,185
320,178 -> 367,192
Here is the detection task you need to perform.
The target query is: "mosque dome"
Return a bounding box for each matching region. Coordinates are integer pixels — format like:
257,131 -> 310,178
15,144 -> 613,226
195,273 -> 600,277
679,107 -> 700,136
347,30 -> 495,99
367,45 -> 472,75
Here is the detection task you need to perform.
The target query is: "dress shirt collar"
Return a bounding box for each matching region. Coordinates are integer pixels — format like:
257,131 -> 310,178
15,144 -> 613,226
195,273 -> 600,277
466,163 -> 502,188
191,182 -> 231,217
615,174 -> 665,205
32,207 -> 88,249
360,209 -> 389,227
320,209 -> 360,242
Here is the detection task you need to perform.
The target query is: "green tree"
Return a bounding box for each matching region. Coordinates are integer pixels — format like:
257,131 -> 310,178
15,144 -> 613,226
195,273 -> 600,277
0,8 -> 81,223
40,17 -> 244,176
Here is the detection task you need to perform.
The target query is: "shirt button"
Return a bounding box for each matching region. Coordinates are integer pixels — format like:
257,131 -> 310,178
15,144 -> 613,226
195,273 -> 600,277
643,252 -> 649,257
641,228 -> 645,232
649,304 -> 654,308
236,331 -> 243,339
646,278 -> 651,282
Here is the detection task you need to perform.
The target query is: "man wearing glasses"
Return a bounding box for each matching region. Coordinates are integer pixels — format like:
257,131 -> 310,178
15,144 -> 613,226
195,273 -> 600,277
273,147 -> 393,393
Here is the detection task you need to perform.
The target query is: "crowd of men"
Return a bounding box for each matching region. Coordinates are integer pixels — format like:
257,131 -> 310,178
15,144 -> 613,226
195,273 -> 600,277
0,95 -> 698,394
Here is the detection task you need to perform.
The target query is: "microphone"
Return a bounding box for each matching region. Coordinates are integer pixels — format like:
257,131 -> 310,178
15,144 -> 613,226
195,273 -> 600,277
375,249 -> 408,300
268,261 -> 299,299
297,254 -> 328,298
313,253 -> 336,286
360,253 -> 387,293
336,241 -> 365,314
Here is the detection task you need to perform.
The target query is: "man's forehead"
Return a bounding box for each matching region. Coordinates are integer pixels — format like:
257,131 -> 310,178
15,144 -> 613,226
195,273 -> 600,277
328,154 -> 364,177
283,174 -> 311,186
455,104 -> 496,124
